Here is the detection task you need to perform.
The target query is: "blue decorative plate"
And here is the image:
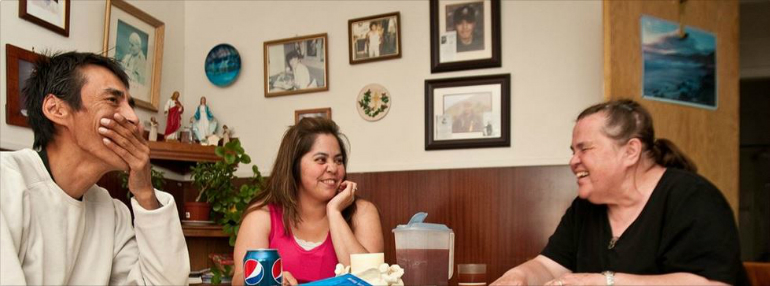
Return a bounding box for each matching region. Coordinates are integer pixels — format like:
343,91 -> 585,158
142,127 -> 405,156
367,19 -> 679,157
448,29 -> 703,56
205,44 -> 241,87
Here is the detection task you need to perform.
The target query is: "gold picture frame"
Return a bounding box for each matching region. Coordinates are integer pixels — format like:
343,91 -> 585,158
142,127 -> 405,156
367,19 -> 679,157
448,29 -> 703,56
264,33 -> 329,97
295,108 -> 332,124
102,0 -> 165,111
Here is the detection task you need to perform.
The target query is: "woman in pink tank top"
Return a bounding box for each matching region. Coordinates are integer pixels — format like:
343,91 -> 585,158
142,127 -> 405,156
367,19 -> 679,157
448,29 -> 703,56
233,118 -> 384,285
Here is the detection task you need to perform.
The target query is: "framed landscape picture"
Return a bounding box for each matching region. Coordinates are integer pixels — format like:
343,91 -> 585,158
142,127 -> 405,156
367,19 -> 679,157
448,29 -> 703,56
425,74 -> 510,150
641,15 -> 717,109
103,0 -> 165,111
5,44 -> 45,129
264,33 -> 328,97
295,108 -> 332,124
430,0 -> 501,73
19,0 -> 70,37
348,12 -> 401,64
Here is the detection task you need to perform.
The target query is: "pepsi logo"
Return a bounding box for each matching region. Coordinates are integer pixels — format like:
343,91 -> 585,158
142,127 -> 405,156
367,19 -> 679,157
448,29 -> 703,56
244,259 -> 264,285
272,258 -> 283,283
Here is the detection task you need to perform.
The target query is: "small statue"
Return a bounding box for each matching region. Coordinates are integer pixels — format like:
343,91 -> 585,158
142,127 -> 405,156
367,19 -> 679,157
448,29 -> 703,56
148,117 -> 159,142
192,96 -> 218,144
164,91 -> 184,141
222,125 -> 232,145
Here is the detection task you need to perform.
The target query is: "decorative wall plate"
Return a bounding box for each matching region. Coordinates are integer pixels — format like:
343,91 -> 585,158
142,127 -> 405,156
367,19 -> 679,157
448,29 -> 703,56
356,83 -> 391,121
205,44 -> 241,87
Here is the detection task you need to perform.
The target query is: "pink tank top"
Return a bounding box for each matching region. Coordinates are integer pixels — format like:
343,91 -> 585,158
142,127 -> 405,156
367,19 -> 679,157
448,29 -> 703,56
268,204 -> 338,283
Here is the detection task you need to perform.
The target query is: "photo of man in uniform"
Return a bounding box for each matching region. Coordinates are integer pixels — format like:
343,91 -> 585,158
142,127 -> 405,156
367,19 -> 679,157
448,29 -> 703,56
450,4 -> 484,52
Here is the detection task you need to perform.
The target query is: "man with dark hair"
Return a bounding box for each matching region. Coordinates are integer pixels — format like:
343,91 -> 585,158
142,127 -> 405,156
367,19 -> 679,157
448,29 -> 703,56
1,52 -> 189,285
453,5 -> 484,52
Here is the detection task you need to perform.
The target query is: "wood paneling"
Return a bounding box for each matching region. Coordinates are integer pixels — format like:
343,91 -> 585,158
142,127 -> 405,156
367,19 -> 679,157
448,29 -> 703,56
348,165 -> 576,283
603,0 -> 740,214
97,165 -> 577,280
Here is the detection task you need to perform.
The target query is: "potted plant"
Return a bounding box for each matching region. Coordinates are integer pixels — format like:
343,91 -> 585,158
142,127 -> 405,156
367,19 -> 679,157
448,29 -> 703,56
189,140 -> 263,243
190,140 -> 263,284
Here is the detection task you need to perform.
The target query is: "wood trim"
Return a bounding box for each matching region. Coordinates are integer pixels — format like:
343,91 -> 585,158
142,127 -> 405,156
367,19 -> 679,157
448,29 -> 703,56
348,165 -> 576,283
183,225 -> 228,238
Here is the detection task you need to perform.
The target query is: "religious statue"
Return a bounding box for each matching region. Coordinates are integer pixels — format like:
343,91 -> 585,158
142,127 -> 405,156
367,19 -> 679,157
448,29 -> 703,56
148,117 -> 159,142
222,125 -> 232,145
192,96 -> 218,144
164,91 -> 184,141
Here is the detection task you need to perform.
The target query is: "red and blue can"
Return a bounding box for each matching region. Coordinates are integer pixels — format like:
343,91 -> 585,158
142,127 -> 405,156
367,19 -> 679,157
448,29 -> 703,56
244,249 -> 282,286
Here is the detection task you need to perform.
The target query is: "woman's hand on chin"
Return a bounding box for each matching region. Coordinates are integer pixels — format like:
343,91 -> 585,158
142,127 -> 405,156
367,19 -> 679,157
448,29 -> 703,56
327,180 -> 357,213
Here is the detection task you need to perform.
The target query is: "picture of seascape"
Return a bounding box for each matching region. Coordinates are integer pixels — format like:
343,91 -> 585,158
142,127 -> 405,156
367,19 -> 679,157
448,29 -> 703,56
641,15 -> 716,109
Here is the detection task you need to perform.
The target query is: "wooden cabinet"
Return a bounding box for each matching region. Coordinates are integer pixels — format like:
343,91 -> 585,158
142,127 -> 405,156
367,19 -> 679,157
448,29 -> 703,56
183,225 -> 233,273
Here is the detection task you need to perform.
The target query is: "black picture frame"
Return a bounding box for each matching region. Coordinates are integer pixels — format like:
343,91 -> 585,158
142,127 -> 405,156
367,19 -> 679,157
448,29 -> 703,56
430,0 -> 501,73
425,74 -> 510,150
5,44 -> 45,129
19,0 -> 70,37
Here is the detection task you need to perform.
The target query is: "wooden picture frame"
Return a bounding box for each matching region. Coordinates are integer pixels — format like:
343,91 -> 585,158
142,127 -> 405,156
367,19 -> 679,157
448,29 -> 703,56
295,108 -> 332,124
425,74 -> 510,150
103,0 -> 165,111
348,12 -> 402,64
5,44 -> 45,129
430,0 -> 501,73
264,33 -> 329,97
19,0 -> 70,37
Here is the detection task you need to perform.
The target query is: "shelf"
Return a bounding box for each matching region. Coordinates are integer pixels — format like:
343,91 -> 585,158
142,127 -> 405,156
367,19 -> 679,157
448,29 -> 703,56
149,141 -> 219,174
182,224 -> 228,238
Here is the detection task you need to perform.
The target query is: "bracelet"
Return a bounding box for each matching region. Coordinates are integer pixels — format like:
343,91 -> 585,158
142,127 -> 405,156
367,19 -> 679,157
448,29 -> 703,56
602,271 -> 615,286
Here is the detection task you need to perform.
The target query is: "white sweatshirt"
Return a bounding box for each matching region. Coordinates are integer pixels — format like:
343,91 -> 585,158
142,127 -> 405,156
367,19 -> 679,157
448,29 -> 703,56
0,149 -> 190,285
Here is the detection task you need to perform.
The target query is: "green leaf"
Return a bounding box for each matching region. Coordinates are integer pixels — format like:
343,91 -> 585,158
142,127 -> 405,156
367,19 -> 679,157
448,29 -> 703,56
224,153 -> 236,165
241,154 -> 251,164
215,146 -> 225,157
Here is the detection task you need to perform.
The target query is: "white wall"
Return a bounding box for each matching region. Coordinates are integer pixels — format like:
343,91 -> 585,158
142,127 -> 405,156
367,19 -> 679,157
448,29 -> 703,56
183,1 -> 603,176
740,1 -> 770,78
0,0 -> 185,151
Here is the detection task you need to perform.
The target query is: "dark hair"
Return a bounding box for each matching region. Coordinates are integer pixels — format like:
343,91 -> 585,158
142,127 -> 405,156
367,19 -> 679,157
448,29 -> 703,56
285,50 -> 301,67
243,117 -> 357,233
453,5 -> 477,24
577,99 -> 697,173
23,51 -> 129,149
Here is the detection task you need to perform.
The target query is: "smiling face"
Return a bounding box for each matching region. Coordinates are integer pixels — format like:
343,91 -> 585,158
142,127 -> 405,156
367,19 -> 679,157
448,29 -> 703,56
456,20 -> 475,44
297,133 -> 346,202
69,65 -> 138,171
569,112 -> 627,203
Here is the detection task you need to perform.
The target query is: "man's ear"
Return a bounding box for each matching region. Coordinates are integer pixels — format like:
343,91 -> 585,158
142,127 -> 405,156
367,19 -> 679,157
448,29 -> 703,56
624,138 -> 643,166
41,94 -> 71,126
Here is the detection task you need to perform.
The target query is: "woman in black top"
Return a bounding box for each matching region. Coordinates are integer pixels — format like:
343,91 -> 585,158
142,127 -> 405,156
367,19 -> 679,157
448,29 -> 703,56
492,100 -> 744,286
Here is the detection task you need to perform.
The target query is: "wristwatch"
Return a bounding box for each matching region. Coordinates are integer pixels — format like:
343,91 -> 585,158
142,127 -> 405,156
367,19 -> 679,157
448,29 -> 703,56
602,271 -> 615,286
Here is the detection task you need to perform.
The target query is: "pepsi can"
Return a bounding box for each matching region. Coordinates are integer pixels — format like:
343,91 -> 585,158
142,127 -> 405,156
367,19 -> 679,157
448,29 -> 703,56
244,249 -> 282,286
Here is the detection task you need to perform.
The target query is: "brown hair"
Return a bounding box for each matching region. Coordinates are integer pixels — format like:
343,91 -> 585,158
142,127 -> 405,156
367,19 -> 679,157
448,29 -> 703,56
243,117 -> 357,233
577,99 -> 697,173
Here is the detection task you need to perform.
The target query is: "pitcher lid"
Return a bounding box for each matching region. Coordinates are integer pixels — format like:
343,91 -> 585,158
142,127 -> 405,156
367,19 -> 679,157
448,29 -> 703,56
392,212 -> 452,232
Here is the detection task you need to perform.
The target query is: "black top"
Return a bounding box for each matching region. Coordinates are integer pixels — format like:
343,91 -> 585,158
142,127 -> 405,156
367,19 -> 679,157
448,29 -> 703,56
541,168 -> 746,285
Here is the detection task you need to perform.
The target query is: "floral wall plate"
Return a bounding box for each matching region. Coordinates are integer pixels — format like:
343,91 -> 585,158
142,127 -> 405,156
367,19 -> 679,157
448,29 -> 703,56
356,83 -> 391,121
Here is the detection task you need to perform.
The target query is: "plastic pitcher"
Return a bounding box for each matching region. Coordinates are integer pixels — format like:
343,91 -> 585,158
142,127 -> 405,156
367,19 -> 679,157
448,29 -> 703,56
393,212 -> 454,286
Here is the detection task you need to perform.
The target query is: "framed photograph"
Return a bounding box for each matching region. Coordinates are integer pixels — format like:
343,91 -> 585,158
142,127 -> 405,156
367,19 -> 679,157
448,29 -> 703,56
348,12 -> 401,64
19,0 -> 70,37
425,74 -> 510,150
641,15 -> 717,109
5,44 -> 45,129
295,108 -> 332,124
430,0 -> 501,73
264,33 -> 328,97
103,0 -> 165,111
